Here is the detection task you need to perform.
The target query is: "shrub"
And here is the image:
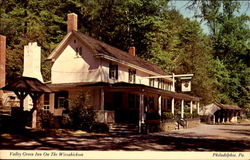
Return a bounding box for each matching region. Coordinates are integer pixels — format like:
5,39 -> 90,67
39,111 -> 54,128
192,112 -> 200,118
91,123 -> 109,133
184,112 -> 192,119
67,92 -> 96,132
161,112 -> 174,120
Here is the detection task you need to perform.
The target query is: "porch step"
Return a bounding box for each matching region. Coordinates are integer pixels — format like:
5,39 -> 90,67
108,123 -> 138,134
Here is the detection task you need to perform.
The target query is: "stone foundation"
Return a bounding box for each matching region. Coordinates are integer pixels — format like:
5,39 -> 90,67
160,118 -> 200,132
186,118 -> 200,128
160,119 -> 176,131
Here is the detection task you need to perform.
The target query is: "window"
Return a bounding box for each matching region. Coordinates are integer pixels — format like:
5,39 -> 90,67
149,78 -> 154,87
79,47 -> 82,56
109,63 -> 118,80
76,47 -> 82,56
158,79 -> 164,89
128,69 -> 136,83
76,47 -> 79,56
44,93 -> 50,105
55,91 -> 68,109
74,39 -> 76,43
161,98 -> 167,111
58,97 -> 66,108
43,105 -> 50,113
149,97 -> 155,109
128,94 -> 139,108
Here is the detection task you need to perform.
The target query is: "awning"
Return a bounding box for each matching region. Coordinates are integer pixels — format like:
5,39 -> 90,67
1,77 -> 51,93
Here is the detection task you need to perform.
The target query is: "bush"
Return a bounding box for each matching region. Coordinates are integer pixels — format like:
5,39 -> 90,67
161,112 -> 174,120
39,111 -> 54,128
184,112 -> 192,119
192,112 -> 200,118
91,123 -> 109,133
67,92 -> 96,132
69,106 -> 96,131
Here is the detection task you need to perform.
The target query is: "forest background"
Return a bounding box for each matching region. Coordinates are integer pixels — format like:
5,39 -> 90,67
0,0 -> 249,114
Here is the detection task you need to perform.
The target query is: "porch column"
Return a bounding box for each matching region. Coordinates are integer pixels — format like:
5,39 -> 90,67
100,88 -> 105,123
235,111 -> 238,122
229,111 -> 233,122
222,110 -> 225,123
197,101 -> 200,114
100,88 -> 104,110
225,110 -> 228,122
190,101 -> 193,114
139,93 -> 144,133
213,115 -> 216,124
171,98 -> 175,115
218,111 -> 221,123
181,99 -> 184,118
158,95 -> 162,117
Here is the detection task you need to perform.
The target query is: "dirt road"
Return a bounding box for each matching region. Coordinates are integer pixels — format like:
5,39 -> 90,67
1,121 -> 250,151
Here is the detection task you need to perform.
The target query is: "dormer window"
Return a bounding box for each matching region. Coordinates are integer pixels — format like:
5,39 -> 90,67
79,47 -> 82,56
109,63 -> 118,80
76,47 -> 82,56
128,69 -> 136,83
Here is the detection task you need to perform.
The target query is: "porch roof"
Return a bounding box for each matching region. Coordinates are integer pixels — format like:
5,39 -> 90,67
216,104 -> 241,110
47,82 -> 201,102
200,103 -> 241,116
1,77 -> 51,93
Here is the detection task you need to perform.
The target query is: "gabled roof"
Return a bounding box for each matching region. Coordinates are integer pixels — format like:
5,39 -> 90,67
47,30 -> 167,76
1,77 -> 51,93
216,104 -> 241,110
200,103 -> 241,116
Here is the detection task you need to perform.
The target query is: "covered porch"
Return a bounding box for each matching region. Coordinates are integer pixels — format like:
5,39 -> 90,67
47,82 -> 201,133
81,82 -> 201,133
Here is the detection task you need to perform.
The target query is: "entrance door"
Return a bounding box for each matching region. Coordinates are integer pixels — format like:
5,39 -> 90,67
113,92 -> 124,123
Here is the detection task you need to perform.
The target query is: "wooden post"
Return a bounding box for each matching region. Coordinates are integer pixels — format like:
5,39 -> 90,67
218,111 -> 221,123
222,110 -> 225,123
197,101 -> 200,114
139,93 -> 144,133
158,95 -> 162,117
171,98 -> 175,115
100,88 -> 104,110
30,92 -> 43,129
181,99 -> 184,118
100,88 -> 105,122
14,91 -> 28,110
190,101 -> 193,114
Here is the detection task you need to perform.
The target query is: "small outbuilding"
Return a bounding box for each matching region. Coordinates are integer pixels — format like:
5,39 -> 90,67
1,76 -> 51,128
200,103 -> 241,123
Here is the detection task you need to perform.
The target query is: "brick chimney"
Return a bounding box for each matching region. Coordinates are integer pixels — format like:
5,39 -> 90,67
0,35 -> 6,98
129,47 -> 136,56
67,13 -> 78,33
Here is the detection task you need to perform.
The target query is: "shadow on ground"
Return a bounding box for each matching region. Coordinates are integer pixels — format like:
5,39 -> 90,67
0,128 -> 249,151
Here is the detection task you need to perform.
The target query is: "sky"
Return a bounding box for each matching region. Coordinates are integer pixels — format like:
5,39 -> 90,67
169,0 -> 250,34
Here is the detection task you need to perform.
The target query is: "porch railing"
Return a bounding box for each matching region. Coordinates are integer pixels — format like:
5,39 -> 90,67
95,110 -> 115,124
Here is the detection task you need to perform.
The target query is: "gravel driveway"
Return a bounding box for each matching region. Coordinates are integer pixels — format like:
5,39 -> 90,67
1,121 -> 250,151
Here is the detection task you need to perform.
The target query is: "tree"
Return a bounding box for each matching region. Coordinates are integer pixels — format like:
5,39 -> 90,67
189,0 -> 250,108
0,0 -> 66,82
